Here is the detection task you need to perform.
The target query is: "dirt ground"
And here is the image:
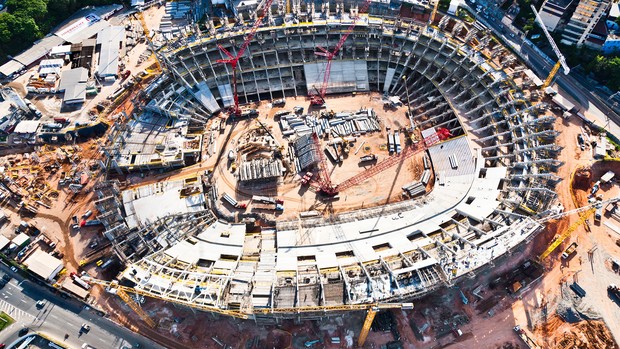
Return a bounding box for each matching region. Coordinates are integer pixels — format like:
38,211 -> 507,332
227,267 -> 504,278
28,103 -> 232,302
212,92 -> 430,220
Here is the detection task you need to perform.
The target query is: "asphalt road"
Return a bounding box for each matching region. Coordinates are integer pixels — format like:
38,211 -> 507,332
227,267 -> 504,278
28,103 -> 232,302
0,264 -> 165,349
465,0 -> 620,124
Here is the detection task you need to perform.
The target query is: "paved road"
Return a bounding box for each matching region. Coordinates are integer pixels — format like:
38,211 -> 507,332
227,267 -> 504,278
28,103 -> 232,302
465,0 -> 620,127
0,264 -> 165,349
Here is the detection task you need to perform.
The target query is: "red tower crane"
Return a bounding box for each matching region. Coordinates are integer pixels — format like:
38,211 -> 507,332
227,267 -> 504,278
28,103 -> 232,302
217,0 -> 274,116
310,0 -> 372,106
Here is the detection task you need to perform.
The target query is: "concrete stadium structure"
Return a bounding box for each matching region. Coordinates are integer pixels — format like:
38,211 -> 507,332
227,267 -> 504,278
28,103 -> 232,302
99,9 -> 563,322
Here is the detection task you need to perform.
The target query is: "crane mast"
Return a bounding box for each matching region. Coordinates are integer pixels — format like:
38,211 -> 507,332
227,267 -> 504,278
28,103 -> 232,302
530,5 -> 570,88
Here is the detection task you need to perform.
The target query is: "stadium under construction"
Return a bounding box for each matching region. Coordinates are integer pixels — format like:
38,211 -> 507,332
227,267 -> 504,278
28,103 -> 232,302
97,1 -> 564,324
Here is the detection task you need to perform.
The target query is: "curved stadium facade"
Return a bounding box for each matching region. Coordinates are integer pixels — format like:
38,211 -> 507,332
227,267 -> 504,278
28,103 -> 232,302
98,10 -> 562,321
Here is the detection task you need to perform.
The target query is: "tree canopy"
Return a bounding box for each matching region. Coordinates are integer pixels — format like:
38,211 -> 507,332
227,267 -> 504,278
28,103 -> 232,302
0,0 -> 122,64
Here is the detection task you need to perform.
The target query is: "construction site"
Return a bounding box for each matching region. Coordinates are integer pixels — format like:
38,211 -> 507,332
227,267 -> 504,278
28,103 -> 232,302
1,0 -> 620,348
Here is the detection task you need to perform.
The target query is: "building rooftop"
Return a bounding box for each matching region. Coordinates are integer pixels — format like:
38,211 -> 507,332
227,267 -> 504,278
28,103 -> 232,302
13,120 -> 41,134
96,26 -> 125,77
59,67 -> 89,104
108,113 -> 201,171
23,249 -> 63,281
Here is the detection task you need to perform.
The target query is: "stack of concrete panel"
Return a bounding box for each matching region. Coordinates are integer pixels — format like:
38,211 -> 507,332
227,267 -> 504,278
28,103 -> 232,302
293,133 -> 319,171
239,158 -> 283,182
402,182 -> 426,197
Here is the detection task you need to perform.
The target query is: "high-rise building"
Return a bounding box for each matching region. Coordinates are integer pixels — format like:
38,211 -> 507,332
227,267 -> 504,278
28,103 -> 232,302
539,0 -> 575,32
560,0 -> 611,47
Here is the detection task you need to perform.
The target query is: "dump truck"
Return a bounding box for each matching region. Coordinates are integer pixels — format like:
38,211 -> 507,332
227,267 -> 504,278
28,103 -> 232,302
608,284 -> 620,303
253,203 -> 284,212
561,242 -> 578,259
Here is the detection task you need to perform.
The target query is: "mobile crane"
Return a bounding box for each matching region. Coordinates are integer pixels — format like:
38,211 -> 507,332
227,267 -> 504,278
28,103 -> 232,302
217,0 -> 274,116
310,0 -> 372,106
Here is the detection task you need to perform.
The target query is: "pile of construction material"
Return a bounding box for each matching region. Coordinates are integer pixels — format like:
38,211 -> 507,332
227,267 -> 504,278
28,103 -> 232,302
402,182 -> 425,197
291,134 -> 319,171
239,158 -> 284,182
279,109 -> 380,138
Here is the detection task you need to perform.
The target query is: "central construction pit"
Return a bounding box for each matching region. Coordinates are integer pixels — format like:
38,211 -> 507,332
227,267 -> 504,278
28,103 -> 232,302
213,92 -> 449,219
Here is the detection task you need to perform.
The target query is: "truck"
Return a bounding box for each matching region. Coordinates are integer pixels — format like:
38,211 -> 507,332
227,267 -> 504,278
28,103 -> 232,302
608,284 -> 620,303
221,193 -> 247,209
43,123 -> 63,130
595,206 -> 603,223
561,242 -> 578,259
252,195 -> 284,205
272,99 -> 286,107
569,282 -> 586,297
394,131 -> 402,155
253,203 -> 284,212
388,132 -> 395,154
53,117 -> 68,124
71,273 -> 91,290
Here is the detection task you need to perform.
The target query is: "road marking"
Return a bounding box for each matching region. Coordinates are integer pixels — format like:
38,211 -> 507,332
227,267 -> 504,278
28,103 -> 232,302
50,314 -> 58,320
20,300 -> 26,303
6,291 -> 13,296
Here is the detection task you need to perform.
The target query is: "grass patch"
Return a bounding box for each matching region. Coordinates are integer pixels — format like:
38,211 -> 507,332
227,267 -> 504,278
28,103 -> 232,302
0,312 -> 15,331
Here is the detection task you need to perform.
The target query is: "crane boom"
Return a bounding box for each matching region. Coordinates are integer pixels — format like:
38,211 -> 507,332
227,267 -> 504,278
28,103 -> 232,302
530,5 -> 570,78
310,0 -> 372,105
217,0 -> 274,116
536,196 -> 619,223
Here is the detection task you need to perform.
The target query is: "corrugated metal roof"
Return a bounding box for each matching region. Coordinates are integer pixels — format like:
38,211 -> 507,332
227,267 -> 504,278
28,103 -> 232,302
0,60 -> 25,78
97,26 -> 125,77
58,67 -> 88,91
13,35 -> 65,67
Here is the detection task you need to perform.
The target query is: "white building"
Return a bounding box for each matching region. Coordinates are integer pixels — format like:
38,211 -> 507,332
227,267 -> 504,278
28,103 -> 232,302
96,26 -> 125,79
539,0 -> 575,32
23,250 -> 64,281
561,0 -> 611,47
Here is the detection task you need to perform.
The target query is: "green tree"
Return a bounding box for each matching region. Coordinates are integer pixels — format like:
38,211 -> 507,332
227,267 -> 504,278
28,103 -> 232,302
6,0 -> 48,22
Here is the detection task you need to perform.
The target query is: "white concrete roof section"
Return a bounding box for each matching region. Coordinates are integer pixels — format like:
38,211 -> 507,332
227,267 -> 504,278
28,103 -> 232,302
122,178 -> 206,229
273,136 -> 482,270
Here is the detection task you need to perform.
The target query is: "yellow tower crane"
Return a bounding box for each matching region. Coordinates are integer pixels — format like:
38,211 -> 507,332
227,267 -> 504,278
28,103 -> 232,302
135,11 -> 162,74
90,277 -> 412,345
530,5 -> 570,88
358,303 -> 413,346
536,196 -> 620,260
430,0 -> 439,24
538,208 -> 594,261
